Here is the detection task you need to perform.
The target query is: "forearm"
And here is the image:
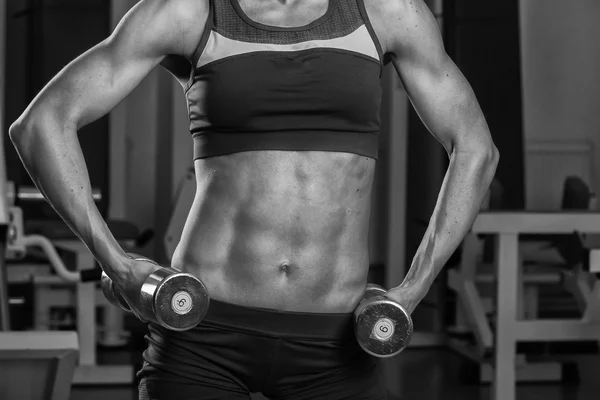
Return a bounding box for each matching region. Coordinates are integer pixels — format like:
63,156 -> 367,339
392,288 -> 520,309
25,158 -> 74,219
401,142 -> 498,298
9,115 -> 129,281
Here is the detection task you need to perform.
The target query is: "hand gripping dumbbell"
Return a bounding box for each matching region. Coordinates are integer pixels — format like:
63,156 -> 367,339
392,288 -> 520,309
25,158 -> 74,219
354,283 -> 414,358
100,255 -> 210,331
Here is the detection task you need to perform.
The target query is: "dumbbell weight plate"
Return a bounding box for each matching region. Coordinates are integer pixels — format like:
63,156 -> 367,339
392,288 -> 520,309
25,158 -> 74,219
157,267 -> 200,316
354,297 -> 413,358
139,268 -> 210,331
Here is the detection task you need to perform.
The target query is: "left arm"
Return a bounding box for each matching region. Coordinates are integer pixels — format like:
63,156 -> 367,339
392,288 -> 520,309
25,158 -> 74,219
370,0 -> 499,313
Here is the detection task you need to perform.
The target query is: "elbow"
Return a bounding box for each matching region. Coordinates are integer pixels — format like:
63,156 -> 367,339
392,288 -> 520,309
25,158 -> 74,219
9,107 -> 62,149
490,144 -> 500,170
454,138 -> 499,170
454,139 -> 499,177
486,144 -> 500,168
8,117 -> 33,150
9,108 -> 41,143
8,116 -> 42,156
8,118 -> 25,144
477,143 -> 500,178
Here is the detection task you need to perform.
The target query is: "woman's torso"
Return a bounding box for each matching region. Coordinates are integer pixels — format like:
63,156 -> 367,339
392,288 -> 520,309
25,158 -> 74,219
168,0 -> 384,313
172,151 -> 375,313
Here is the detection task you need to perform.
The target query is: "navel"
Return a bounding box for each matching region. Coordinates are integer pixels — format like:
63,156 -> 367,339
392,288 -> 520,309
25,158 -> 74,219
278,261 -> 295,275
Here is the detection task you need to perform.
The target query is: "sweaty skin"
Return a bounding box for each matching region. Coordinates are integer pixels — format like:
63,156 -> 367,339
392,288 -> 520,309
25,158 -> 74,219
9,0 -> 498,317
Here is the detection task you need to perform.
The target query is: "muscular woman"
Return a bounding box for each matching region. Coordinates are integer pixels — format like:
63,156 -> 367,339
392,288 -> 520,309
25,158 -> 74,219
9,0 -> 499,398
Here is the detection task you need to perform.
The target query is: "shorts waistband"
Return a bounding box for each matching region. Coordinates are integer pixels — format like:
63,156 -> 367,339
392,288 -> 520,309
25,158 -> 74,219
201,299 -> 356,341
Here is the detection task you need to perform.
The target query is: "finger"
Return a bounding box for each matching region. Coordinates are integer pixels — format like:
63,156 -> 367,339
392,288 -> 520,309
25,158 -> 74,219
136,312 -> 150,324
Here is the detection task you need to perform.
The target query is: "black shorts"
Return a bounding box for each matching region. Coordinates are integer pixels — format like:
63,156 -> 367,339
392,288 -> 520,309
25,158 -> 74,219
137,299 -> 387,400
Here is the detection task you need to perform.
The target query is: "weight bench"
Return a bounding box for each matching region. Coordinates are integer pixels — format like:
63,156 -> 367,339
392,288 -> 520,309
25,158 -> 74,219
10,217 -> 149,385
447,232 -> 566,383
0,331 -> 79,400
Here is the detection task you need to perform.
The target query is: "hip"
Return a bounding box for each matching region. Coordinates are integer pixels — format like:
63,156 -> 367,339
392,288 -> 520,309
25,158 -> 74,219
139,299 -> 380,388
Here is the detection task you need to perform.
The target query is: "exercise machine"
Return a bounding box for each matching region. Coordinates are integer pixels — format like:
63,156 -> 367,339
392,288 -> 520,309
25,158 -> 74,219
0,0 -> 146,386
0,3 -> 79,398
3,189 -> 145,385
0,331 -> 79,400
448,200 -> 600,384
447,233 -> 565,383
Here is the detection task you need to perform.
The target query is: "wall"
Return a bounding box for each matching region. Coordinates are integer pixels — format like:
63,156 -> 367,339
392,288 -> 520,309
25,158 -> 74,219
520,0 -> 600,195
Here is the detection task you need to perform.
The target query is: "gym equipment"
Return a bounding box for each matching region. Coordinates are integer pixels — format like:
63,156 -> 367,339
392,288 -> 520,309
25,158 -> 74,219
5,205 -> 101,283
6,182 -> 101,205
0,225 -> 8,331
1,185 -> 155,384
0,12 -> 79,397
354,283 -> 413,358
101,257 -> 210,331
0,0 -> 10,332
1,179 -> 169,385
2,202 -> 140,384
139,267 -> 209,330
447,232 -> 565,383
448,177 -> 600,386
466,211 -> 600,400
0,331 -> 79,400
0,3 -> 142,386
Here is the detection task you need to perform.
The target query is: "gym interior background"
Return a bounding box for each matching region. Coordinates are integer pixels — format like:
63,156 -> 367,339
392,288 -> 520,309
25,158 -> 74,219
1,0 -> 600,399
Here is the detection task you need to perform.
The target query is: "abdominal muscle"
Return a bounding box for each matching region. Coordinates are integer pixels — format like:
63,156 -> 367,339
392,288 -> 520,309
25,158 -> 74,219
170,150 -> 376,313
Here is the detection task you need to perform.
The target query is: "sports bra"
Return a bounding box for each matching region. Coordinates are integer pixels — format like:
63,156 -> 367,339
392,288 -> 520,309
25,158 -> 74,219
185,0 -> 386,160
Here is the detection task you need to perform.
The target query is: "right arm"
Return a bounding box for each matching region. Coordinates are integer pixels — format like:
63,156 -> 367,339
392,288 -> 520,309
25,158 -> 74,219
9,0 -> 208,284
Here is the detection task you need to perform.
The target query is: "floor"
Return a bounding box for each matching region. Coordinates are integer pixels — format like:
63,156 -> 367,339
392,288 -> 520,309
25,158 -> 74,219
69,348 -> 600,400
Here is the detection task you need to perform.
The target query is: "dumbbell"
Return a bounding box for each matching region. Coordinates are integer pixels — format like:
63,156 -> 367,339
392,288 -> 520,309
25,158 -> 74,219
354,283 -> 413,358
100,255 -> 210,331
